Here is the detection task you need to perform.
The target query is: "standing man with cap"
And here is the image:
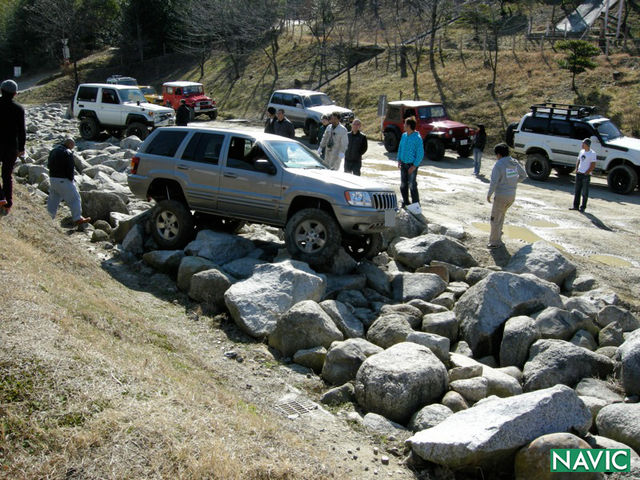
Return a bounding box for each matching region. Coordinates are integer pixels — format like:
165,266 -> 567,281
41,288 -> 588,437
344,119 -> 367,176
570,138 -> 597,212
0,79 -> 25,216
47,137 -> 91,225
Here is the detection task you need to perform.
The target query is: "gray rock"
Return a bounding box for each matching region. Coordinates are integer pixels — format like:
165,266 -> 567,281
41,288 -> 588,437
408,299 -> 449,315
293,346 -> 327,373
580,395 -> 610,422
222,257 -> 266,279
422,311 -> 458,342
321,338 -> 383,386
430,260 -> 467,282
514,432 -> 603,480
363,412 -> 410,438
91,229 -> 109,243
325,247 -> 357,275
448,365 -> 483,382
80,190 -> 129,222
324,274 -> 367,298
336,289 -> 368,308
565,274 -> 598,293
450,376 -> 489,403
382,208 -> 426,243
575,378 -> 624,403
597,305 -> 640,331
86,153 -> 112,165
391,272 -> 447,303
564,296 -> 601,319
355,260 -> 391,297
431,292 -> 456,310
93,219 -> 112,234
452,340 -> 474,357
523,339 -> 615,392
406,331 -> 450,364
321,382 -> 354,405
391,234 -> 477,269
587,435 -> 640,459
319,300 -> 364,339
441,390 -> 468,412
268,300 -> 343,357
505,241 -> 576,285
595,346 -> 619,358
111,210 -> 151,243
465,266 -> 493,286
596,403 -> 640,454
224,260 -> 325,337
366,314 -> 414,349
142,250 -> 185,276
618,330 -> 640,397
408,385 -> 592,469
73,152 -> 91,172
534,306 -> 593,341
188,268 -> 234,309
446,281 -> 469,298
355,342 -> 448,424
500,315 -> 539,369
408,404 -> 453,433
120,135 -> 143,151
450,353 -> 522,397
571,329 -> 598,351
83,164 -> 116,179
177,256 -> 219,292
497,366 -> 524,383
455,272 -> 563,357
122,223 -> 144,255
599,322 -> 625,347
378,304 -> 423,328
185,230 -> 255,265
26,164 -> 48,184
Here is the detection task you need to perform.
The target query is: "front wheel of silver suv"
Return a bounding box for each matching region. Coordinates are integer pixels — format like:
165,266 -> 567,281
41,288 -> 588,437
151,200 -> 195,249
525,153 -> 551,181
284,208 -> 341,267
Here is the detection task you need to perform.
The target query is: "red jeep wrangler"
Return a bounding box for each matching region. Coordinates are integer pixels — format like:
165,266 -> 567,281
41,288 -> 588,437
162,81 -> 218,120
382,101 -> 475,160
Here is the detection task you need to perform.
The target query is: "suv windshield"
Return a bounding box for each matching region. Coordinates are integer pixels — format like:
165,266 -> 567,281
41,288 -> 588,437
118,88 -> 148,104
183,85 -> 204,95
267,140 -> 325,169
304,94 -> 334,107
140,86 -> 157,95
594,120 -> 623,142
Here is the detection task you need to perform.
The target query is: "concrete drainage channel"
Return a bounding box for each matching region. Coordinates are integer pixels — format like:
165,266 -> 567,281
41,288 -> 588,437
274,398 -> 318,418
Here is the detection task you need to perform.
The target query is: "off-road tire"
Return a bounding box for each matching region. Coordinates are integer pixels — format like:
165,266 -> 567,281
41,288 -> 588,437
607,164 -> 638,195
457,145 -> 471,158
342,233 -> 383,260
125,122 -> 149,140
284,208 -> 341,266
79,117 -> 100,140
425,138 -> 445,161
207,111 -> 218,121
151,199 -> 195,249
525,153 -> 551,181
383,130 -> 399,152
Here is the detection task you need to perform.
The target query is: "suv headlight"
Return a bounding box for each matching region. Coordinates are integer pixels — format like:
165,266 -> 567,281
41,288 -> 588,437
345,191 -> 372,207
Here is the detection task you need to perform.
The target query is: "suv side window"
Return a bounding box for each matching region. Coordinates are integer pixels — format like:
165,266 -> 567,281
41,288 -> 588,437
102,89 -> 119,104
293,95 -> 303,107
145,131 -> 188,156
182,132 -> 225,165
550,120 -> 571,137
77,86 -> 98,102
282,94 -> 294,107
271,92 -> 284,105
572,122 -> 594,140
386,106 -> 402,122
226,137 -> 257,171
522,116 -> 549,134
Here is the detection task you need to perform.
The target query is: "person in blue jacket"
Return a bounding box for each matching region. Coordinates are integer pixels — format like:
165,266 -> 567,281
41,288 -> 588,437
397,117 -> 424,207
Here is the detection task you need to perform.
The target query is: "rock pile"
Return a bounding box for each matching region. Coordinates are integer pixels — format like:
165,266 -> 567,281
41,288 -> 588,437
15,104 -> 640,478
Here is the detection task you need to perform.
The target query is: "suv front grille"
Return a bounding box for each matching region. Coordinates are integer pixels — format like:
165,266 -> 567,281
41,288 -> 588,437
372,192 -> 397,210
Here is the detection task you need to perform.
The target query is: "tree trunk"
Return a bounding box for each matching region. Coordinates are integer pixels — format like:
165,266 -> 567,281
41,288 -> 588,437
400,45 -> 408,78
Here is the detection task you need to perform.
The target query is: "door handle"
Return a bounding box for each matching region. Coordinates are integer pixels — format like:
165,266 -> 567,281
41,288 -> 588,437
223,173 -> 237,179
177,165 -> 189,170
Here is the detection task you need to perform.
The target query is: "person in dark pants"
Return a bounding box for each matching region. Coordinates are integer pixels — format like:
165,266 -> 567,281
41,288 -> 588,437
264,106 -> 276,134
47,137 -> 91,225
570,138 -> 597,212
0,79 -> 25,216
344,119 -> 367,176
472,124 -> 487,176
273,109 -> 295,138
175,99 -> 190,126
397,117 -> 424,207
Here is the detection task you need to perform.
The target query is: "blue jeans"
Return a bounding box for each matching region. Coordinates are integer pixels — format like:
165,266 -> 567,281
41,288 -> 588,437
399,162 -> 419,205
573,173 -> 590,209
48,177 -> 83,221
473,148 -> 482,175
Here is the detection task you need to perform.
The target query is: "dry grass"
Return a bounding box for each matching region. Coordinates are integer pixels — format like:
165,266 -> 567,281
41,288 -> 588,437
0,186 -> 335,479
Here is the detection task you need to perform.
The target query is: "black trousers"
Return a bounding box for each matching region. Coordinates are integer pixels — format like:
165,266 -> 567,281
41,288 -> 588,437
0,148 -> 17,208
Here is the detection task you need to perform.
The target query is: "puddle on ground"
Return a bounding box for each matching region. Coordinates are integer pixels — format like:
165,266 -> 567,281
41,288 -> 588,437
528,220 -> 558,228
472,223 -> 543,243
589,254 -> 632,267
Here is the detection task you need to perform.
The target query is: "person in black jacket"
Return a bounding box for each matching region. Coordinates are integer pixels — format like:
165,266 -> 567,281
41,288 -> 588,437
344,119 -> 368,176
273,109 -> 295,138
264,106 -> 276,134
47,137 -> 91,225
175,99 -> 190,126
472,124 -> 487,176
0,79 -> 25,216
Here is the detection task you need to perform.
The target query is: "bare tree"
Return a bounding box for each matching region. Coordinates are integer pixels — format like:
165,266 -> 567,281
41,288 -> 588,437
306,0 -> 337,83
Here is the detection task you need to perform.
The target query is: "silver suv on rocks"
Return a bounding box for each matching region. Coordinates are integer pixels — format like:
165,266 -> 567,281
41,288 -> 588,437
508,103 -> 640,194
128,127 -> 397,265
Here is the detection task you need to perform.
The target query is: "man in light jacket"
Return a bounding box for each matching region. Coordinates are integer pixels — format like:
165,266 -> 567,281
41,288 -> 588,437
486,143 -> 527,249
319,112 -> 348,170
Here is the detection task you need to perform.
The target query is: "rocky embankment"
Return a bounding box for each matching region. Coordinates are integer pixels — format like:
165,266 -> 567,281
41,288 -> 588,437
15,104 -> 640,478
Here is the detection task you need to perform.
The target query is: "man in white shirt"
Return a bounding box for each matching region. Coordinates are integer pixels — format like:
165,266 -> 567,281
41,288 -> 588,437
319,112 -> 348,170
570,138 -> 597,212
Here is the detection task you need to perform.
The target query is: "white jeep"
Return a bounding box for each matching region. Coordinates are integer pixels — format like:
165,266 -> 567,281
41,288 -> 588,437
508,103 -> 640,194
71,83 -> 175,140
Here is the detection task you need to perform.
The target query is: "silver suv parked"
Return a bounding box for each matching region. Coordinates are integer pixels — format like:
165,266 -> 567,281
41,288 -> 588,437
267,89 -> 354,143
128,127 -> 397,265
508,103 -> 640,194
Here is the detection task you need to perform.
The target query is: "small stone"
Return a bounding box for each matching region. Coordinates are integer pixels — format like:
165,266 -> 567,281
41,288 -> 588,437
381,456 -> 390,465
373,447 -> 379,455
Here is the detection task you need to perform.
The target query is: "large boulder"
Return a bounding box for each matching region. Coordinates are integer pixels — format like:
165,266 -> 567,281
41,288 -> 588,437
391,272 -> 447,303
422,311 -> 458,341
390,234 -> 477,269
185,230 -> 255,265
80,190 -> 129,221
596,403 -> 640,454
382,208 -> 425,243
505,241 -> 576,285
523,339 -> 615,392
355,261 -> 391,297
319,300 -> 364,339
533,306 -> 595,341
406,331 -> 450,364
355,342 -> 448,424
575,378 -> 624,404
366,313 -> 414,349
111,210 -> 151,243
597,305 -> 640,331
455,272 -> 563,357
618,330 -> 640,397
188,268 -> 234,309
408,404 -> 454,433
500,315 -> 539,369
321,338 -> 383,386
268,300 -> 343,357
224,260 -> 326,337
176,256 -> 219,291
450,353 -> 522,397
407,385 -> 592,469
142,250 -> 185,277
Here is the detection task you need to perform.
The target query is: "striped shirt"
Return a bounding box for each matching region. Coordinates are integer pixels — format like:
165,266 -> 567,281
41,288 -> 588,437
397,131 -> 424,167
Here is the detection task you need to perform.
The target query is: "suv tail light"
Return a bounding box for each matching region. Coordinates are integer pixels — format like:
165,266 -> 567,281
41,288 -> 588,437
130,156 -> 140,174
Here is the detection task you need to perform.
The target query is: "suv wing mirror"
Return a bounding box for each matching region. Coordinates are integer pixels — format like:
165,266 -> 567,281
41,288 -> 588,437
255,158 -> 276,175
296,103 -> 303,109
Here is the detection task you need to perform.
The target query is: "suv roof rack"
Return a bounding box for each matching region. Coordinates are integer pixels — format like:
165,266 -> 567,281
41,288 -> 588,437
530,103 -> 596,120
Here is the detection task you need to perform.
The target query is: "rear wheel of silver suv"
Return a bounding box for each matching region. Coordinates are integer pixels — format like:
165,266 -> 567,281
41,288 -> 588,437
607,164 -> 638,195
151,200 -> 195,249
525,153 -> 550,181
285,208 -> 341,267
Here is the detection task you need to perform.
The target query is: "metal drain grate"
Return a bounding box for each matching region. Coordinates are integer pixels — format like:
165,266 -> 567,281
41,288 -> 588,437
274,399 -> 317,417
